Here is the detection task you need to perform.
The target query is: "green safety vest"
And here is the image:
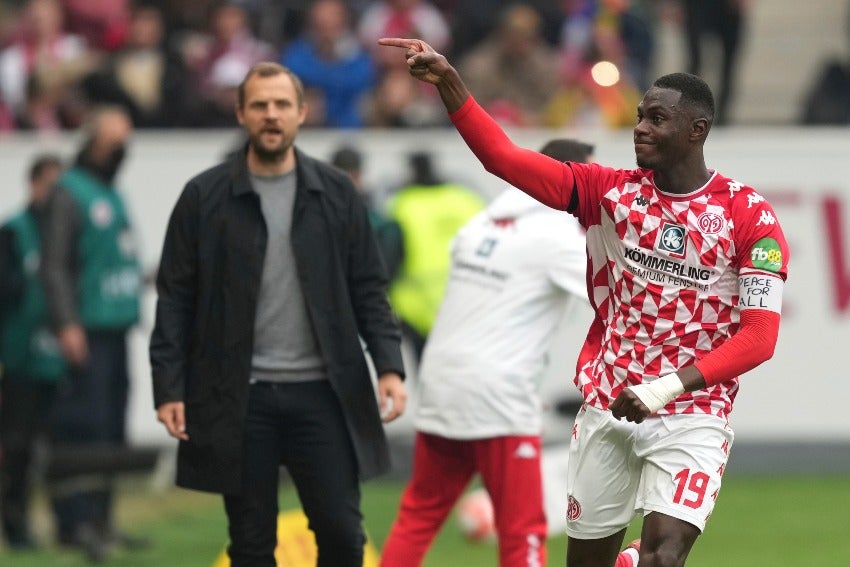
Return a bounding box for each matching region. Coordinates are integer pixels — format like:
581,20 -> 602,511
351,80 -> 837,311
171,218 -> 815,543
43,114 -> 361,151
62,168 -> 141,329
388,183 -> 484,336
0,211 -> 66,380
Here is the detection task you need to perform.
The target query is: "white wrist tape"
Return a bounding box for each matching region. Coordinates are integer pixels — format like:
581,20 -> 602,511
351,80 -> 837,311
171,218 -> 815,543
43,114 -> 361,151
627,373 -> 685,413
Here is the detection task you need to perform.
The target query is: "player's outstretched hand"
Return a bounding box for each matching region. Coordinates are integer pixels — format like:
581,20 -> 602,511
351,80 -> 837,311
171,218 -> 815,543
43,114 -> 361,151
377,38 -> 452,85
610,389 -> 651,423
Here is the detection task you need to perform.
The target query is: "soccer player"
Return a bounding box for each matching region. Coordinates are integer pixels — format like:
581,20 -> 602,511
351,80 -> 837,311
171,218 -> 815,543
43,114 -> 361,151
380,138 -> 589,567
378,38 -> 788,567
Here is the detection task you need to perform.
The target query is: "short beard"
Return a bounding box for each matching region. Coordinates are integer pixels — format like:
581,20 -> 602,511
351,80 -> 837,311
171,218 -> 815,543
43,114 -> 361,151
250,136 -> 289,163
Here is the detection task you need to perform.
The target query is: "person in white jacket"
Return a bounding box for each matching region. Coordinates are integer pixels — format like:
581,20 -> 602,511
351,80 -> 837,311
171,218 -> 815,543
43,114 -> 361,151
380,139 -> 641,567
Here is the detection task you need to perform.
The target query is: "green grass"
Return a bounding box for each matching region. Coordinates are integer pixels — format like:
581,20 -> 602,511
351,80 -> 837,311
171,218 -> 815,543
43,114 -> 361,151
2,474 -> 849,566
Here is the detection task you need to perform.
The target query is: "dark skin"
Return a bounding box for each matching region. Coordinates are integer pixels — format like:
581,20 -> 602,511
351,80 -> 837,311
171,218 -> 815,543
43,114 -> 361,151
380,37 -> 712,567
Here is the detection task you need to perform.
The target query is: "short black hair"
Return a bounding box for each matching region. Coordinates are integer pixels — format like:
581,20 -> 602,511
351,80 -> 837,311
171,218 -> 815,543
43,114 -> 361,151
29,154 -> 62,182
653,72 -> 715,125
538,139 -> 594,163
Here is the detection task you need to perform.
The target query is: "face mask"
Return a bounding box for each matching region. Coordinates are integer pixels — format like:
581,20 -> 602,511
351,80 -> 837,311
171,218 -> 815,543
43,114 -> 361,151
99,144 -> 127,183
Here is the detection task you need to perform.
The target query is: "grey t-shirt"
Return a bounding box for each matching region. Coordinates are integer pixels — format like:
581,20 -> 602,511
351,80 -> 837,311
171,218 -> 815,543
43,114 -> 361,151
250,171 -> 326,383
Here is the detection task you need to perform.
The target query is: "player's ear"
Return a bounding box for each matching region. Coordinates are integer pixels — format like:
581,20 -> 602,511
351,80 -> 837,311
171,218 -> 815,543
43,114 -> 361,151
691,116 -> 709,141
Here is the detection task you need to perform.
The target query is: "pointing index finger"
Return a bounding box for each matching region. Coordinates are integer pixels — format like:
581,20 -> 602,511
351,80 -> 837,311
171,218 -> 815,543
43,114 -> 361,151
377,37 -> 419,50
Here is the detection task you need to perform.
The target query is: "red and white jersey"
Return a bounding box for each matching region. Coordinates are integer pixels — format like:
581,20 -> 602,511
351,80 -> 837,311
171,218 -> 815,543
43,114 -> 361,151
569,163 -> 789,418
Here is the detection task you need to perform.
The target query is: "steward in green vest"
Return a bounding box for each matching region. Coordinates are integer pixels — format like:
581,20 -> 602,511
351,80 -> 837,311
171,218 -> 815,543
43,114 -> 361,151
58,167 -> 141,330
0,153 -> 65,550
387,152 -> 484,350
0,211 -> 66,381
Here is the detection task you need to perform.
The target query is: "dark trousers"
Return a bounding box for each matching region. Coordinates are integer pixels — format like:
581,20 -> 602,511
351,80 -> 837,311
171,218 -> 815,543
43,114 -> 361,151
224,380 -> 364,567
49,330 -> 128,540
0,376 -> 57,543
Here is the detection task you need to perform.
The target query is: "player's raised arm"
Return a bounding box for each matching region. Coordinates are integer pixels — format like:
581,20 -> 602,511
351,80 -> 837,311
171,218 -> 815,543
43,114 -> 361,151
378,37 -> 575,211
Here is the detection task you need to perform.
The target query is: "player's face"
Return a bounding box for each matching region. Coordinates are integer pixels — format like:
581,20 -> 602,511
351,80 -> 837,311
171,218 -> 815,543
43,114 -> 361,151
633,87 -> 693,171
237,73 -> 306,162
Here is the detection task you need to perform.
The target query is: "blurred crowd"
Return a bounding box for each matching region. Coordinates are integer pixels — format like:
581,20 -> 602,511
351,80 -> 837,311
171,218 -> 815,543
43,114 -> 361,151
0,0 -> 782,132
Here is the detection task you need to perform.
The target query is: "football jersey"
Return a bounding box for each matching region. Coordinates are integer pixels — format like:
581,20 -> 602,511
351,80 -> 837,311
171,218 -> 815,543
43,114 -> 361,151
568,163 -> 790,418
414,187 -> 588,439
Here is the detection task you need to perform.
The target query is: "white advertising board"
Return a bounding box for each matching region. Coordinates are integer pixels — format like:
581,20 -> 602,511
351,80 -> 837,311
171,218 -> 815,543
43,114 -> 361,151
1,127 -> 848,444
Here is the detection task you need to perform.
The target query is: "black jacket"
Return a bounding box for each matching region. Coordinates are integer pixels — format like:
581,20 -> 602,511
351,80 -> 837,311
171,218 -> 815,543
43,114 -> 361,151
150,147 -> 404,494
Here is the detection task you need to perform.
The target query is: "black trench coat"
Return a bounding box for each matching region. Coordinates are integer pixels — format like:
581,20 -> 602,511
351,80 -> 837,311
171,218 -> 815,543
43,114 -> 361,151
150,147 -> 404,494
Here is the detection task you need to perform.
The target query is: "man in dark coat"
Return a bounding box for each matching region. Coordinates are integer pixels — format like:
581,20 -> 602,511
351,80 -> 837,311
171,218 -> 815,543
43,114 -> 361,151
150,62 -> 407,567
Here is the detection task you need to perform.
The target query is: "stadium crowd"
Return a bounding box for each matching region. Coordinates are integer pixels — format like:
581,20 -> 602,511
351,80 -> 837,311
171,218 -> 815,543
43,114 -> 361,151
0,0 -> 744,132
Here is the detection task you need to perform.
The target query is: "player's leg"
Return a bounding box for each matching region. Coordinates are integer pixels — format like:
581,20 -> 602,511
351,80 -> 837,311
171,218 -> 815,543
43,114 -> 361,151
632,413 -> 734,567
380,432 -> 476,567
477,435 -> 547,567
634,513 -> 699,567
566,405 -> 643,567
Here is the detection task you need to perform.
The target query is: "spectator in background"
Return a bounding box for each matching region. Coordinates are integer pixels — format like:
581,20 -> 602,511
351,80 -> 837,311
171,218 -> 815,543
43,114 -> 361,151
281,0 -> 377,128
82,3 -> 188,128
800,0 -> 850,124
358,0 -> 450,71
331,145 -> 404,280
0,154 -> 65,552
679,0 -> 749,125
387,151 -> 484,362
358,0 -> 451,127
544,0 -> 644,129
0,0 -> 98,129
363,64 -> 450,127
62,0 -> 130,52
41,106 -> 146,562
180,0 -> 274,126
458,3 -> 559,127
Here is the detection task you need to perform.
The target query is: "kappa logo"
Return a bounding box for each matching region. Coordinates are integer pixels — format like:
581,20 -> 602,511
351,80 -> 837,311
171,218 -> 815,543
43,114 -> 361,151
658,222 -> 686,257
633,195 -> 650,207
513,442 -> 538,459
756,210 -> 776,226
746,193 -> 765,208
727,180 -> 744,198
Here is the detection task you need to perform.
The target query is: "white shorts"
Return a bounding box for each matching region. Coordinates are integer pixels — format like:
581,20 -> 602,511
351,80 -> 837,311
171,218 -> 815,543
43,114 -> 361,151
565,404 -> 733,539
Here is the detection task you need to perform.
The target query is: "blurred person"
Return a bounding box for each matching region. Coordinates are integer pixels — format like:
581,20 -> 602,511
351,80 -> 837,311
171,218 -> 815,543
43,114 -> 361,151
679,0 -> 749,125
281,0 -> 377,128
0,154 -> 65,551
150,62 -> 407,567
380,139 -> 640,567
380,37 -> 788,567
0,0 -> 98,128
180,1 -> 275,127
386,151 -> 484,362
363,65 -> 449,127
545,2 -> 644,130
800,0 -> 850,124
330,145 -> 404,280
457,3 -> 559,126
358,0 -> 450,71
62,0 -> 130,52
82,3 -> 189,128
40,105 -> 146,562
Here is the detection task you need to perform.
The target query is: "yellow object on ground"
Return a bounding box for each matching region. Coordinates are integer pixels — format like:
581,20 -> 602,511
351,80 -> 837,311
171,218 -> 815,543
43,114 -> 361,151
212,509 -> 380,567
